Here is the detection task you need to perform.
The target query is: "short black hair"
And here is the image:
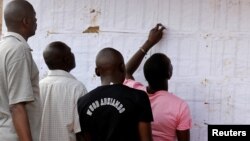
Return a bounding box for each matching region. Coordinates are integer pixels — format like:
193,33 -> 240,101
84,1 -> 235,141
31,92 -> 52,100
43,41 -> 69,69
143,53 -> 172,84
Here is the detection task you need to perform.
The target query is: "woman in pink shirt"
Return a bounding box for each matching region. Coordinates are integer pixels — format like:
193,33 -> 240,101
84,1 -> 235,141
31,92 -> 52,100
124,24 -> 192,141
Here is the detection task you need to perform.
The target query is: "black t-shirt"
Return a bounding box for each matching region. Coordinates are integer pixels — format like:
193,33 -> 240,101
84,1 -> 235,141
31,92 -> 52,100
77,84 -> 153,141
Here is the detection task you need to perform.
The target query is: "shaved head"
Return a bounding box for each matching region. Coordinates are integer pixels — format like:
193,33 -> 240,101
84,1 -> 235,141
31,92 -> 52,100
95,48 -> 125,84
4,0 -> 35,28
96,48 -> 124,69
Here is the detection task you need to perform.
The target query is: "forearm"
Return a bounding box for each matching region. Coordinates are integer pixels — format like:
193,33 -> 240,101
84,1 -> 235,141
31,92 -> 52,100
125,40 -> 154,79
76,132 -> 84,141
176,129 -> 190,141
138,122 -> 153,141
126,23 -> 165,79
10,103 -> 32,141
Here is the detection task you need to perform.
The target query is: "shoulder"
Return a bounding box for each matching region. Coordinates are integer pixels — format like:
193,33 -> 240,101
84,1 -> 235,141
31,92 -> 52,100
77,88 -> 97,109
42,76 -> 87,92
118,84 -> 147,95
123,79 -> 146,91
3,36 -> 27,52
158,91 -> 186,102
122,85 -> 149,101
59,75 -> 87,90
1,37 -> 30,64
78,87 -> 98,101
70,79 -> 87,90
151,91 -> 188,105
169,93 -> 188,103
167,93 -> 190,110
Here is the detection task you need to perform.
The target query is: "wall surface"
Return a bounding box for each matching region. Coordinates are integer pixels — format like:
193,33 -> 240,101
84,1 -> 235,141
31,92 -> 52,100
0,0 -> 2,34
2,0 -> 250,141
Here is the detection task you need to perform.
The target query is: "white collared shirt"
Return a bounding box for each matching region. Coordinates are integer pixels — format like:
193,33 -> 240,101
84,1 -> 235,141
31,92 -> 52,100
0,32 -> 41,141
39,70 -> 87,141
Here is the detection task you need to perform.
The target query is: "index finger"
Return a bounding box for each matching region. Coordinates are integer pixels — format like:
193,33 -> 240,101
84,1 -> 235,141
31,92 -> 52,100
156,23 -> 163,29
159,25 -> 166,31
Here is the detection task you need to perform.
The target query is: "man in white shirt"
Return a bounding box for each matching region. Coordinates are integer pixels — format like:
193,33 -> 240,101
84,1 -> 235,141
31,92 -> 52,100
0,1 -> 41,141
39,41 -> 87,141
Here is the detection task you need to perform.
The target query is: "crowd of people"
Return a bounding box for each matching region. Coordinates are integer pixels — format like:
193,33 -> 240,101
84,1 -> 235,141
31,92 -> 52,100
0,1 -> 192,141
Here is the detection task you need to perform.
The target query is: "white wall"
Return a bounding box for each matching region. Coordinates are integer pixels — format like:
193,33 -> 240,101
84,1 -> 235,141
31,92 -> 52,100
3,0 -> 250,141
0,0 -> 2,34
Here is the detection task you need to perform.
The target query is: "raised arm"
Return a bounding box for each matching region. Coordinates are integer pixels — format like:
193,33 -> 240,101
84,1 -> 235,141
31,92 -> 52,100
125,23 -> 166,80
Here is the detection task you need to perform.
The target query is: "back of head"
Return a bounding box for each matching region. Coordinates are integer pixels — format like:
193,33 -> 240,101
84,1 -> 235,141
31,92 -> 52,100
43,41 -> 75,72
143,53 -> 172,84
95,47 -> 125,84
4,0 -> 34,29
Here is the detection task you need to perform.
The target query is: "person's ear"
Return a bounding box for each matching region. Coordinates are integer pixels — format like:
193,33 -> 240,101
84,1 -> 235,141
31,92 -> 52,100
119,64 -> 125,73
63,55 -> 70,65
63,54 -> 74,72
167,64 -> 173,79
167,72 -> 172,79
22,17 -> 29,26
95,68 -> 100,76
23,15 -> 33,25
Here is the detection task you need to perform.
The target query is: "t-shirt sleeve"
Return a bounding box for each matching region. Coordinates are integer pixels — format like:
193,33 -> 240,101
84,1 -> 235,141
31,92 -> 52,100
123,79 -> 146,91
176,102 -> 192,130
74,103 -> 81,133
77,96 -> 88,133
137,91 -> 153,122
74,85 -> 88,133
7,54 -> 34,105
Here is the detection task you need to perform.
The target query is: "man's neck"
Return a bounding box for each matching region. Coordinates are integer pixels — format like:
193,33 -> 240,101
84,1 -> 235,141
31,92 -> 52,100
8,29 -> 28,41
147,83 -> 168,94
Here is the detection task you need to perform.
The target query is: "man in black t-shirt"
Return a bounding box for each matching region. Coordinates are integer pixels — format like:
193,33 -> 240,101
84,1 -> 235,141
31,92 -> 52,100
77,48 -> 153,141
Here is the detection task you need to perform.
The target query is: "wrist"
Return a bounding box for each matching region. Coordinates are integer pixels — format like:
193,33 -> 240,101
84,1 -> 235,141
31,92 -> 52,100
146,40 -> 155,46
140,48 -> 147,54
143,40 -> 155,50
140,40 -> 155,54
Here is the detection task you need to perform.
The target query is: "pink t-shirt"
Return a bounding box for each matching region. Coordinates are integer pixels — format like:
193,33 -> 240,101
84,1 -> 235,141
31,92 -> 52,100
124,79 -> 192,141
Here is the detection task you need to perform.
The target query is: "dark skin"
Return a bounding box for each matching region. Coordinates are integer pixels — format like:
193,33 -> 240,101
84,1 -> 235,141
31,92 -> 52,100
144,54 -> 173,94
43,42 -> 75,72
91,48 -> 153,141
125,24 -> 165,80
126,24 -> 190,141
4,0 -> 37,41
43,41 -> 83,141
95,48 -> 126,85
4,1 -> 37,141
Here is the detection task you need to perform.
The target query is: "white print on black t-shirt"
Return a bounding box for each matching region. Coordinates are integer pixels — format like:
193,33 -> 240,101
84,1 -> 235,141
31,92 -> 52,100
86,98 -> 126,116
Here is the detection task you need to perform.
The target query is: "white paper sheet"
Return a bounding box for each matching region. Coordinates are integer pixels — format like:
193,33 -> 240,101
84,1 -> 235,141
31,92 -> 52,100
2,0 -> 250,140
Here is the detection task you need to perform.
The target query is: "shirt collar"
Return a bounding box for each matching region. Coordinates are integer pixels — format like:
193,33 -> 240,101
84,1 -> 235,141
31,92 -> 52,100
47,70 -> 76,80
3,32 -> 31,50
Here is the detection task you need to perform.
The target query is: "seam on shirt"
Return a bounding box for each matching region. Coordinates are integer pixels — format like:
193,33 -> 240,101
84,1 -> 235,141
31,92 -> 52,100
7,42 -> 28,66
9,97 -> 34,105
